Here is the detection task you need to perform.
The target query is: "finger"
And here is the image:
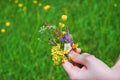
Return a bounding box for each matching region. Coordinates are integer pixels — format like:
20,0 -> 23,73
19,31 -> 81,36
69,52 -> 107,69
62,60 -> 87,79
80,66 -> 87,71
69,48 -> 81,54
62,60 -> 74,75
69,51 -> 90,66
75,48 -> 81,53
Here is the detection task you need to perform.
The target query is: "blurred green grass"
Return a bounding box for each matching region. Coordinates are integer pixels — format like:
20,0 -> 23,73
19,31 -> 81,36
0,0 -> 120,80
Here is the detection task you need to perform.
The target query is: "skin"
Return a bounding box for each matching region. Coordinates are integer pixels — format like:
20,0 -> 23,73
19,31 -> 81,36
62,49 -> 120,80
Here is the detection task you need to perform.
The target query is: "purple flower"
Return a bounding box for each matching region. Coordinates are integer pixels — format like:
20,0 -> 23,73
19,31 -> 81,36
64,26 -> 73,43
61,37 -> 66,42
65,34 -> 73,43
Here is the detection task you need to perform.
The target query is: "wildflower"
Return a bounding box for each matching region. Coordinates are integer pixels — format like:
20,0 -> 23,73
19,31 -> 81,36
33,0 -> 37,4
44,5 -> 51,11
62,31 -> 66,36
113,3 -> 117,7
64,43 -> 72,52
54,29 -> 62,38
49,38 -> 56,45
59,22 -> 65,28
51,44 -> 67,65
38,3 -> 42,7
62,57 -> 67,63
72,43 -> 78,50
18,3 -> 23,7
65,26 -> 73,43
14,0 -> 18,3
61,15 -> 67,21
61,37 -> 66,42
5,22 -> 11,27
1,28 -> 6,33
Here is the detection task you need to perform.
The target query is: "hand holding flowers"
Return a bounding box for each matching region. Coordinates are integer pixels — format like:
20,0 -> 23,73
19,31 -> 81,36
39,15 -> 79,65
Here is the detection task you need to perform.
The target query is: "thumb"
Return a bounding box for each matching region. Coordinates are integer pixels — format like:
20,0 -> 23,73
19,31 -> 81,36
62,60 -> 80,76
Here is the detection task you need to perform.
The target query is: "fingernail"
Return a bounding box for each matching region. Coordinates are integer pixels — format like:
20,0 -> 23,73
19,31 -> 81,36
76,48 -> 81,53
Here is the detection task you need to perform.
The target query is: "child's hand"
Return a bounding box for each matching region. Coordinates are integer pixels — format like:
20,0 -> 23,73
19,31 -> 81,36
62,50 -> 120,80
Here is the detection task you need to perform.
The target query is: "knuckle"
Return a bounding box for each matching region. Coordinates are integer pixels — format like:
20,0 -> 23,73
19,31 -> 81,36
83,53 -> 89,56
86,55 -> 95,61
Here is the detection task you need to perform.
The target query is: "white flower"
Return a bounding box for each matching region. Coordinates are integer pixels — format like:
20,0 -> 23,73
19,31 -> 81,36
64,43 -> 72,52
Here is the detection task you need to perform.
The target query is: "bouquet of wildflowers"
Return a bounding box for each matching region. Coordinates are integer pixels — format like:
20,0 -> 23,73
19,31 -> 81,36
39,15 -> 79,65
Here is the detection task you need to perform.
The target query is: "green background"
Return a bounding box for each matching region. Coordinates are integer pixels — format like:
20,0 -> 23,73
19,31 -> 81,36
0,0 -> 120,80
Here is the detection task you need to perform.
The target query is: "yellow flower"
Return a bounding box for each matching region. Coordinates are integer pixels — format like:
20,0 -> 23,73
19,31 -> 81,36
33,0 -> 37,4
61,31 -> 66,36
14,0 -> 18,3
38,3 -> 42,7
5,22 -> 11,27
44,5 -> 51,11
1,28 -> 6,33
62,58 -> 67,63
72,43 -> 78,50
18,3 -> 23,7
51,44 -> 67,65
59,22 -> 65,28
61,15 -> 67,21
113,3 -> 117,7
